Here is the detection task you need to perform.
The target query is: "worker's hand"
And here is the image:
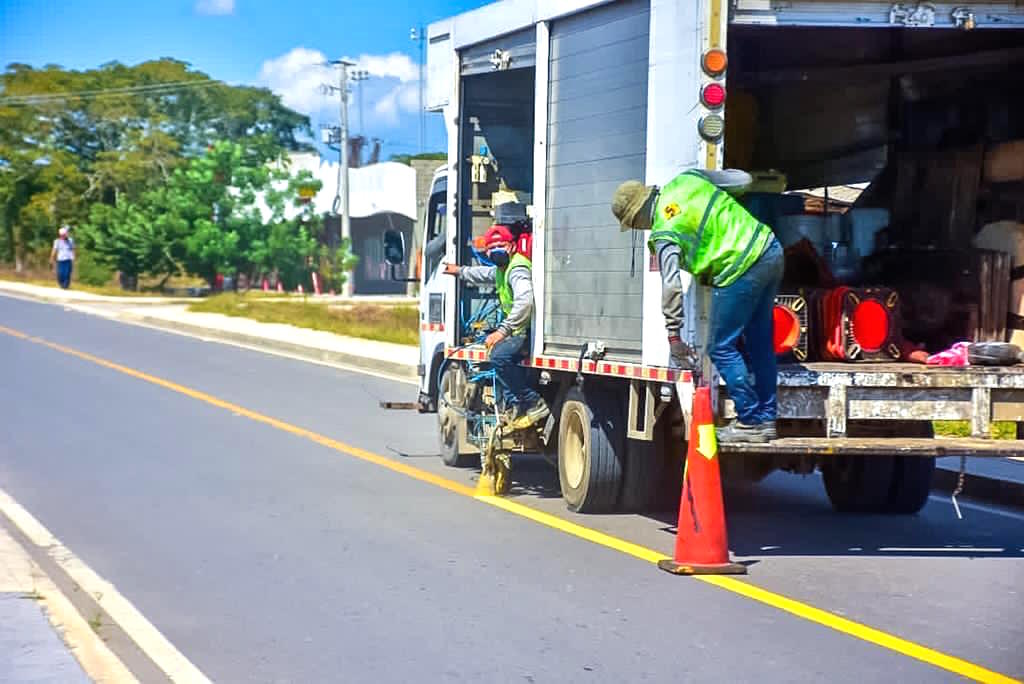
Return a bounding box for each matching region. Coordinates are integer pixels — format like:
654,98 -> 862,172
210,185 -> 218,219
485,330 -> 506,350
443,263 -> 460,276
668,335 -> 695,370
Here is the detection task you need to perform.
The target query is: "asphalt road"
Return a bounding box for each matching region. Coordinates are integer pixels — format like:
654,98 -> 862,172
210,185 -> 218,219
1,295 -> 1021,683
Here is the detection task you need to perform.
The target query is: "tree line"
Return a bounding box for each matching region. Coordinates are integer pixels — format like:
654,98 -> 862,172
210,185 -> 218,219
0,58 -> 354,290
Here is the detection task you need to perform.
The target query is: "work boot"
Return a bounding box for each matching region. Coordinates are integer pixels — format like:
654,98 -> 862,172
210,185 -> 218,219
510,398 -> 550,431
716,419 -> 777,444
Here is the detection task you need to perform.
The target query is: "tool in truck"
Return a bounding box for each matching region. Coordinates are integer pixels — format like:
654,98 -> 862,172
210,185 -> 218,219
613,169 -> 784,444
392,0 -> 1024,516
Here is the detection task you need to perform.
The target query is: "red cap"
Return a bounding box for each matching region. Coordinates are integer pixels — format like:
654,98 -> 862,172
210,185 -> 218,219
484,224 -> 515,249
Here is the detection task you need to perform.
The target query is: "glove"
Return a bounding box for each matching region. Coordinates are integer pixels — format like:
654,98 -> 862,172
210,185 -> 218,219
668,335 -> 694,369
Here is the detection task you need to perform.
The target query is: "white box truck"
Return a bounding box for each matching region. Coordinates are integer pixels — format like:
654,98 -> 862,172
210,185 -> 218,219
388,0 -> 1024,513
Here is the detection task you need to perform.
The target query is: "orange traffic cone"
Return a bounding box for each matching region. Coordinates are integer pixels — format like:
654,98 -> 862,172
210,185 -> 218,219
658,386 -> 746,576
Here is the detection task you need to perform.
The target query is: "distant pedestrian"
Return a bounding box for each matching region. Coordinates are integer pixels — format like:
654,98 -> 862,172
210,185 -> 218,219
50,226 -> 75,289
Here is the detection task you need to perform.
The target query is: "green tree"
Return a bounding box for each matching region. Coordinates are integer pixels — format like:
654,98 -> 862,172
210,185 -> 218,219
1,59 -> 313,269
80,140 -> 352,292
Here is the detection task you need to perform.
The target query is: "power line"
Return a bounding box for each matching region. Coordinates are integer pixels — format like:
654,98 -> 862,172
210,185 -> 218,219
0,79 -> 224,106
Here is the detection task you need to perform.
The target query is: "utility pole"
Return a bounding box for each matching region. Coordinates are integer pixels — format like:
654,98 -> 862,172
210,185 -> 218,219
410,26 -> 425,153
323,59 -> 357,296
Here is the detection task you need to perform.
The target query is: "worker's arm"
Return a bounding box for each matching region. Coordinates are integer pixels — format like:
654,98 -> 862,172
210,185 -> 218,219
496,265 -> 533,337
656,240 -> 684,336
450,264 -> 497,286
49,242 -> 57,267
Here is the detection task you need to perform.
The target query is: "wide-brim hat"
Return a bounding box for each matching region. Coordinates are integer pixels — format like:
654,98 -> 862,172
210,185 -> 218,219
612,180 -> 656,231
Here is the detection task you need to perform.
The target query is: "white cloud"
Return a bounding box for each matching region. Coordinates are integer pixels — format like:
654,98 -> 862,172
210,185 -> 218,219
195,0 -> 235,15
352,53 -> 419,84
258,47 -> 330,115
259,48 -> 422,130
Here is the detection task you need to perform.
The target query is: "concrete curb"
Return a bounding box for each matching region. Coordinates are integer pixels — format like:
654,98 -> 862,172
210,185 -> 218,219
932,467 -> 1024,510
1,287 -> 419,381
129,312 -> 419,381
0,282 -> 192,306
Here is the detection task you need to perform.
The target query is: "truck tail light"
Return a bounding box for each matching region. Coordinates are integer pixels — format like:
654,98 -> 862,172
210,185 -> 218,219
698,114 -> 725,142
702,48 -> 727,77
701,83 -> 726,109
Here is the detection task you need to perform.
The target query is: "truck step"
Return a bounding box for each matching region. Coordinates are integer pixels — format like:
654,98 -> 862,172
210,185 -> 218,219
718,437 -> 1024,458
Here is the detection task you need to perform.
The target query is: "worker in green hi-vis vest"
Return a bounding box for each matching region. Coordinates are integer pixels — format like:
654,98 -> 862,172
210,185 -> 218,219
444,224 -> 550,431
612,169 -> 783,444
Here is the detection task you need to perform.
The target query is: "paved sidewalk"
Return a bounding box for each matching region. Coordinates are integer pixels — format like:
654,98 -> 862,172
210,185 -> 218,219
0,526 -> 91,683
0,279 -> 416,307
0,280 -> 185,305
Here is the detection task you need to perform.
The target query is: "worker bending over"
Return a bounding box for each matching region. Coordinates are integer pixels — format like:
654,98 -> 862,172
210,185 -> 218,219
612,169 -> 783,444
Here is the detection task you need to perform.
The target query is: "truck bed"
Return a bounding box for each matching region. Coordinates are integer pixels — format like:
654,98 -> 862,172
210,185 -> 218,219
778,362 -> 1024,387
720,437 -> 1024,458
767,362 -> 1024,440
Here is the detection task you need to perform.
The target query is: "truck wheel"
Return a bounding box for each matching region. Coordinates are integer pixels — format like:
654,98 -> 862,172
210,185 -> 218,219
558,385 -> 624,512
885,421 -> 936,514
620,437 -> 661,512
822,455 -> 895,512
886,457 -> 936,514
438,363 -> 474,467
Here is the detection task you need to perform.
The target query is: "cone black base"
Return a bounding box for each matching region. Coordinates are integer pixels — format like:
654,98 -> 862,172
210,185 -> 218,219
658,559 -> 747,576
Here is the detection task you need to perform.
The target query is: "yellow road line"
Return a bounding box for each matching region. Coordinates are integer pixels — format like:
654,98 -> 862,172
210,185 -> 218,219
1,324 -> 1018,684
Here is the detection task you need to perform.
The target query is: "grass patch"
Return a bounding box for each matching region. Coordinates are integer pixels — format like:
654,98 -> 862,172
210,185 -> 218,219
189,294 -> 419,346
933,420 -> 1017,440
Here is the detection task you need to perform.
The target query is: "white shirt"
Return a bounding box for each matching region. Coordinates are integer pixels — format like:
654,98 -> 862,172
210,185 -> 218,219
53,237 -> 74,261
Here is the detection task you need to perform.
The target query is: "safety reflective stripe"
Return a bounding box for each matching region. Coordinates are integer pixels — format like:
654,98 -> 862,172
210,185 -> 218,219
712,222 -> 768,287
689,188 -> 723,269
444,347 -> 694,383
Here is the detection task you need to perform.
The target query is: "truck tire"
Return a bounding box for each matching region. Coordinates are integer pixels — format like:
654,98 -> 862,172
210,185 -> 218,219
822,455 -> 895,512
438,363 -> 475,467
885,422 -> 936,514
886,456 -> 936,514
557,385 -> 624,513
620,437 -> 662,512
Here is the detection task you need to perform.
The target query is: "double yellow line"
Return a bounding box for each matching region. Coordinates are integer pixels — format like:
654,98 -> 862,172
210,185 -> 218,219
0,323 -> 1018,684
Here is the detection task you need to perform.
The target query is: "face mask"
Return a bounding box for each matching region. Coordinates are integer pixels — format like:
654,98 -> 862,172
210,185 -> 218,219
489,249 -> 510,268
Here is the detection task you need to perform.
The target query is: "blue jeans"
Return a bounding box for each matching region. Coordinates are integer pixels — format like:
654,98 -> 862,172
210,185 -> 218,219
56,260 -> 73,289
709,239 -> 784,425
489,334 -> 540,412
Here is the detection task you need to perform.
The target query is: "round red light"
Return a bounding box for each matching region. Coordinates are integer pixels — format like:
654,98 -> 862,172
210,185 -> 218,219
851,299 -> 889,352
701,83 -> 726,108
773,305 -> 801,355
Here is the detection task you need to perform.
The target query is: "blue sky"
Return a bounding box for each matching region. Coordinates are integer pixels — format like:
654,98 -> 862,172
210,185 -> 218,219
1,0 -> 491,156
